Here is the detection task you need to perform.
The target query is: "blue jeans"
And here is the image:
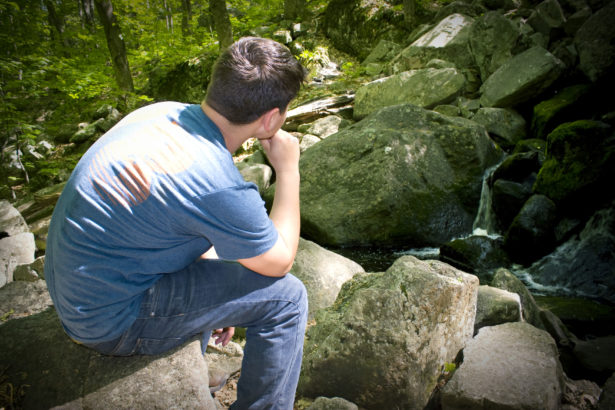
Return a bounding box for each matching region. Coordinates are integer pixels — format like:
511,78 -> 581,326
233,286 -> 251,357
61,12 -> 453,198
85,259 -> 308,410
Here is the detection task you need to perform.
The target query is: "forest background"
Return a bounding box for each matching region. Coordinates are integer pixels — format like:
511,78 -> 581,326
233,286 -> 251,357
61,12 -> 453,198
0,0 -> 433,201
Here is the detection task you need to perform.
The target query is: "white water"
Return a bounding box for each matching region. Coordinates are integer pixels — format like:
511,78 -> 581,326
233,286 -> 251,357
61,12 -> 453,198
471,163 -> 502,238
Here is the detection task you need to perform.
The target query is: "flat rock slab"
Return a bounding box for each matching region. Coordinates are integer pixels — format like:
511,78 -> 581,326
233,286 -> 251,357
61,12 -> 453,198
441,321 -> 564,409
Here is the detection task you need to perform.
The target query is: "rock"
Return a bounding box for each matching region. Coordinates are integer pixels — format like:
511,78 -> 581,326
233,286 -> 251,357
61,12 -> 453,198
531,84 -> 592,139
480,46 -> 565,108
362,39 -> 402,66
353,68 -> 466,119
434,1 -> 486,21
0,279 -> 52,321
505,194 -> 558,265
527,0 -> 567,38
0,199 -> 30,235
471,107 -> 527,149
572,336 -> 615,383
291,238 -> 364,320
13,255 -> 45,282
491,268 -> 545,330
295,104 -> 502,247
390,14 -> 476,73
474,285 -> 521,334
527,203 -> 615,303
561,376 -> 602,410
574,1 -> 615,82
492,151 -> 541,183
533,120 -> 615,212
204,337 -> 244,393
299,134 -> 321,152
439,235 -> 510,278
70,122 -> 98,143
0,307 -> 216,409
0,232 -> 36,287
491,179 -> 533,231
239,163 -> 272,194
468,11 -> 523,82
306,397 -> 359,410
440,322 -> 564,410
303,115 -> 343,139
321,0 -> 407,60
599,373 -> 615,410
299,256 -> 479,409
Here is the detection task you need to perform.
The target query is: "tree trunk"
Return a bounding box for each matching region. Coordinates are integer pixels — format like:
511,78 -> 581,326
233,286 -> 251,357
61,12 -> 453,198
181,0 -> 192,37
94,0 -> 134,92
44,0 -> 65,43
403,0 -> 416,26
79,0 -> 96,28
284,0 -> 306,21
209,0 -> 233,50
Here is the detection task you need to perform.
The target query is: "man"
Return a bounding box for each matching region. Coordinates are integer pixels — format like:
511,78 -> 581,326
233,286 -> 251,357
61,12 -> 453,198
44,37 -> 308,409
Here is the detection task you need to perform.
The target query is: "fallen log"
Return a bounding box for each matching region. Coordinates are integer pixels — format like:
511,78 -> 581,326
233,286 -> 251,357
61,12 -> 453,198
284,93 -> 354,130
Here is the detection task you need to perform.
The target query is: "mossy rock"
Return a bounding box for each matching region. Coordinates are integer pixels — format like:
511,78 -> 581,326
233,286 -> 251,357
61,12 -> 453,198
535,296 -> 615,337
533,120 -> 615,210
531,84 -> 592,140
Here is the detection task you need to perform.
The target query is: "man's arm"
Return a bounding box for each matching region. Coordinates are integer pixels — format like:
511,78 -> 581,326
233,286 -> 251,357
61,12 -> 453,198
237,129 -> 300,277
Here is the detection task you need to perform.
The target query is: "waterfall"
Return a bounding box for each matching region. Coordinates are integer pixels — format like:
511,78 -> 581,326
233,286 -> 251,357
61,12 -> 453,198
472,163 -> 501,238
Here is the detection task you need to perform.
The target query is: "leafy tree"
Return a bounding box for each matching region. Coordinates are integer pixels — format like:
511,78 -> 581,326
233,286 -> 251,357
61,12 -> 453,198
94,0 -> 134,91
210,0 -> 233,49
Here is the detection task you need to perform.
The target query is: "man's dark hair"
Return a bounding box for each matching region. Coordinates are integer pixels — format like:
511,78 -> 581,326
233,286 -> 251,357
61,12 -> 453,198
205,37 -> 307,124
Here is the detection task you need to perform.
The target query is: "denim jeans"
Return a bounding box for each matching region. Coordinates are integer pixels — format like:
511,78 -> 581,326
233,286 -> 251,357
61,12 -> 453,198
85,258 -> 308,410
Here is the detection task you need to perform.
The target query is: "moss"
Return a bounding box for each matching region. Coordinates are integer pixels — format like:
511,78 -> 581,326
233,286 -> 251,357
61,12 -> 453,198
531,84 -> 591,139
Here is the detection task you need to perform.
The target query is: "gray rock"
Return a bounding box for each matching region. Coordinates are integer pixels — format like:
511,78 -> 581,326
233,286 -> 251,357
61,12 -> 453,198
304,115 -> 343,139
505,194 -> 558,265
307,396 -> 359,410
469,11 -> 522,82
0,232 -> 36,287
299,134 -> 321,152
239,163 -> 272,194
13,255 -> 45,282
492,179 -> 533,231
471,107 -> 527,149
299,256 -> 479,409
0,279 -> 52,320
0,199 -> 30,235
574,1 -> 615,82
204,337 -> 244,393
0,307 -> 216,409
474,285 -> 521,333
441,322 -> 564,410
291,238 -> 364,320
599,373 -> 615,410
439,235 -> 510,276
527,203 -> 615,303
480,46 -> 565,108
362,40 -> 402,66
390,14 -> 476,73
296,104 -> 502,247
491,268 -> 545,330
527,0 -> 567,37
354,68 -> 466,119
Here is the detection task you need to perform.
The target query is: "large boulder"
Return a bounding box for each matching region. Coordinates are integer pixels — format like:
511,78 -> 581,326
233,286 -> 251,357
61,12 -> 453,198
299,256 -> 479,409
474,285 -> 521,333
470,107 -> 527,149
353,67 -> 466,119
389,14 -> 476,73
574,1 -> 615,82
0,306 -> 216,409
491,268 -> 545,330
533,120 -> 615,213
297,104 -> 502,248
440,322 -> 564,410
468,11 -> 523,82
291,238 -> 364,319
504,194 -> 558,264
527,203 -> 615,304
480,46 -> 565,108
530,84 -> 592,140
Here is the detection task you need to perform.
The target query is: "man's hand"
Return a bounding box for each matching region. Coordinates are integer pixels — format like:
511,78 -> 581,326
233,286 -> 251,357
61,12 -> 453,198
212,327 -> 235,347
259,129 -> 300,175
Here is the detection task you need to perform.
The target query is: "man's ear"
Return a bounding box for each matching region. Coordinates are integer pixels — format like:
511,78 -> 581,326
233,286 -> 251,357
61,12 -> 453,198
261,107 -> 281,133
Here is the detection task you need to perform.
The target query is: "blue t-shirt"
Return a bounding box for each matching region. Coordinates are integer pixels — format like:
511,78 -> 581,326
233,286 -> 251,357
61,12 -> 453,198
45,102 -> 278,343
